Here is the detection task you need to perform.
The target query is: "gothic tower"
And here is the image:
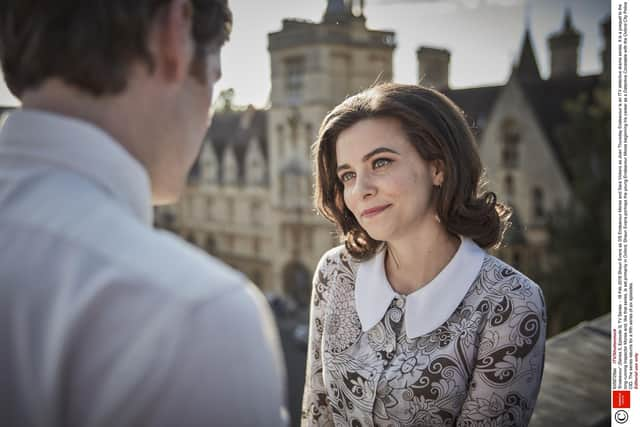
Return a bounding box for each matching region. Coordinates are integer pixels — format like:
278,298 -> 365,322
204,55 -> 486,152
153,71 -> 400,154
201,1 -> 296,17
266,0 -> 396,296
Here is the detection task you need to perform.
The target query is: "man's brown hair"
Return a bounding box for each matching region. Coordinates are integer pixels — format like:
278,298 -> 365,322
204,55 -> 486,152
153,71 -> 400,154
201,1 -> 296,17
0,0 -> 232,98
313,83 -> 511,260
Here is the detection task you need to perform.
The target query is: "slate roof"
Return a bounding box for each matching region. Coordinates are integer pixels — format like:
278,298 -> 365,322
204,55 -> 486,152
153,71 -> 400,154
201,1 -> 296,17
529,313 -> 610,427
444,85 -> 501,137
190,107 -> 268,184
446,73 -> 602,187
519,74 -> 601,184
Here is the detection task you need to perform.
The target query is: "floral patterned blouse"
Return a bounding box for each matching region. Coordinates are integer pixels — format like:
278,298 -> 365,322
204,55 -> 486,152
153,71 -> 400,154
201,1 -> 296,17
301,238 -> 546,427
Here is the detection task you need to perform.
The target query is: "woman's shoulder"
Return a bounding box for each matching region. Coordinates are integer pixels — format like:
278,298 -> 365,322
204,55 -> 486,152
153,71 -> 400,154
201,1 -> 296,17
474,254 -> 546,312
313,244 -> 360,298
316,244 -> 358,273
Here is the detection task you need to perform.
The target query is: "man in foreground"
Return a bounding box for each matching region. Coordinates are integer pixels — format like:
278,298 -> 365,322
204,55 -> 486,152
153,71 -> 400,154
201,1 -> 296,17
0,1 -> 288,426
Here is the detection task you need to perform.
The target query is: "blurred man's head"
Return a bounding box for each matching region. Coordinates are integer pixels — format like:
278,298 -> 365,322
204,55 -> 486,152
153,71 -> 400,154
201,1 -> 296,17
0,0 -> 232,203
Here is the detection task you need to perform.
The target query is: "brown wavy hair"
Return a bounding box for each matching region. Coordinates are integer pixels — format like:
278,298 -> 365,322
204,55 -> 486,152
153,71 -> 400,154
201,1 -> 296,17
0,0 -> 232,98
313,83 -> 511,260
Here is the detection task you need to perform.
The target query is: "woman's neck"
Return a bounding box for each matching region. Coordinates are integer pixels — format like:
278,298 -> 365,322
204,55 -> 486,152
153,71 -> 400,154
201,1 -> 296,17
384,223 -> 461,295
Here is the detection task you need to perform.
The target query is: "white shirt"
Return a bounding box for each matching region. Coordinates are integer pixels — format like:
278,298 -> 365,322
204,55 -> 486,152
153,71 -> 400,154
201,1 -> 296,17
0,110 -> 288,427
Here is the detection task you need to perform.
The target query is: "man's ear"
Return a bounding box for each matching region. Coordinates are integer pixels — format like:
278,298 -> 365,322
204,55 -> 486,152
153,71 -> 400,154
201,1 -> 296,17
431,159 -> 445,186
148,0 -> 194,83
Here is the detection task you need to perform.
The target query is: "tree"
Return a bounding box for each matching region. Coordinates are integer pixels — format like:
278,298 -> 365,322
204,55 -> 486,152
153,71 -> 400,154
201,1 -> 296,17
213,88 -> 236,112
544,82 -> 611,334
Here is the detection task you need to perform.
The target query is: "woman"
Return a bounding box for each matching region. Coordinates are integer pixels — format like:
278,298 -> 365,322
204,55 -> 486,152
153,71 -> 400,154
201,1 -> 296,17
301,83 -> 546,426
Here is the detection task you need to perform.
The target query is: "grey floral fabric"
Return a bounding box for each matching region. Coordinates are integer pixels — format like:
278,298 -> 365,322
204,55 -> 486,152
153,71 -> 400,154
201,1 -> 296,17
301,246 -> 546,427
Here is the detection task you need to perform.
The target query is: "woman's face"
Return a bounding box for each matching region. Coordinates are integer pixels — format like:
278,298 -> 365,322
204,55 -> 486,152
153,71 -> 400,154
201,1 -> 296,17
335,116 -> 443,243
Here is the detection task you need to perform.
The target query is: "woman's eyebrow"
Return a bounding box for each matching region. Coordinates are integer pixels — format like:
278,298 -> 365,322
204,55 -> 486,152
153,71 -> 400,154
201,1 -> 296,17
337,147 -> 399,173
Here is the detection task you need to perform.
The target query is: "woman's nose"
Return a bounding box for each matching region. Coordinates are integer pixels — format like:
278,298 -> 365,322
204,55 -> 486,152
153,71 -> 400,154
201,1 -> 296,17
354,173 -> 376,200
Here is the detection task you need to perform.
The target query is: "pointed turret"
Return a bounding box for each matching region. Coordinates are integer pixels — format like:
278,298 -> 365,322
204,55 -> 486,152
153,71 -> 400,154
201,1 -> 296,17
323,0 -> 354,24
515,29 -> 542,82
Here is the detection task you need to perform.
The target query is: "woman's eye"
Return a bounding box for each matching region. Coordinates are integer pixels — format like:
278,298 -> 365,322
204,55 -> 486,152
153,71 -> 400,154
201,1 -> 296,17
373,158 -> 392,169
340,172 -> 355,183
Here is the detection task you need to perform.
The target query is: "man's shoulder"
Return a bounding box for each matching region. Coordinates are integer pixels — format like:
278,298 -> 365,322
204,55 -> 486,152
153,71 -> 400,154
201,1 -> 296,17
2,173 -> 250,304
90,208 -> 252,303
128,227 -> 250,300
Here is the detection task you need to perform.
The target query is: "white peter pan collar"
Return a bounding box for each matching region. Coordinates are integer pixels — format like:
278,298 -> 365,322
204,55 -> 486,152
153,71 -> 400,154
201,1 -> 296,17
354,237 -> 486,339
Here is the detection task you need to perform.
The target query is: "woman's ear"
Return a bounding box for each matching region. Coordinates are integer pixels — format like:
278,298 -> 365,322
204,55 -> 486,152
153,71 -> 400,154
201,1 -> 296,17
431,159 -> 445,186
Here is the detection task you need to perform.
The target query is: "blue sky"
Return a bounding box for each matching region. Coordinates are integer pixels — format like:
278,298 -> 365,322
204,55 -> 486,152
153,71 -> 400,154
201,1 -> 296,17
0,0 -> 610,107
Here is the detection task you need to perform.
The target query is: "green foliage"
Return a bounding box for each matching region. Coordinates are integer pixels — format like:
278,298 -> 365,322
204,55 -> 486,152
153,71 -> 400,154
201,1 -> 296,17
213,88 -> 236,112
544,82 -> 611,333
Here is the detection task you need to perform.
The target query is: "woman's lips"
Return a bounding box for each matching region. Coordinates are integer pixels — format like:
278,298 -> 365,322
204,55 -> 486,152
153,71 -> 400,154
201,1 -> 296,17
361,204 -> 391,218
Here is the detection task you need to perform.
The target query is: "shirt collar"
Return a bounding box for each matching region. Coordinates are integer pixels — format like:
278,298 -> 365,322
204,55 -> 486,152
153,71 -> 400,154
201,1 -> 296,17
0,109 -> 152,225
355,237 -> 486,339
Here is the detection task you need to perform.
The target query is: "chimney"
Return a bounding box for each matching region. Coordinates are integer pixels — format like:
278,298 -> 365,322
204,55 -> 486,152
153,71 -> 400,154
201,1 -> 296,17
416,47 -> 450,91
547,9 -> 582,79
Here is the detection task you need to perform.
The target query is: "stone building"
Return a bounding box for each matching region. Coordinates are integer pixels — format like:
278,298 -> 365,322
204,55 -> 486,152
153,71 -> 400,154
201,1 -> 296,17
156,0 -> 395,302
430,10 -> 610,275
156,3 -> 610,303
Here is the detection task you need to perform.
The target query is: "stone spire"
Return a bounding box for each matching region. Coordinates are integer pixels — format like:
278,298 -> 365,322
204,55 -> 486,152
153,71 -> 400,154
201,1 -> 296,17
515,29 -> 542,82
323,0 -> 354,24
